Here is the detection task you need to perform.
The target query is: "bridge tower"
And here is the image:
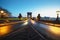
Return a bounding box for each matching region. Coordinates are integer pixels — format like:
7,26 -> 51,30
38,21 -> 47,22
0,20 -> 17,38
27,12 -> 32,19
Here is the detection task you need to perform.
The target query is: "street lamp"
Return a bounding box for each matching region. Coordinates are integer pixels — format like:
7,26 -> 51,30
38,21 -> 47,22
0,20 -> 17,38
56,10 -> 60,21
0,10 -> 4,13
0,10 -> 4,18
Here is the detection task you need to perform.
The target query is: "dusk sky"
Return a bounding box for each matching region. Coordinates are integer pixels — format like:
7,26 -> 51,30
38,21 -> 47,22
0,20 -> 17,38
0,0 -> 60,17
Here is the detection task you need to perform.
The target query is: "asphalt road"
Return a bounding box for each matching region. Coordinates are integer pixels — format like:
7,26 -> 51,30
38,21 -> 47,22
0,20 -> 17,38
0,19 -> 60,40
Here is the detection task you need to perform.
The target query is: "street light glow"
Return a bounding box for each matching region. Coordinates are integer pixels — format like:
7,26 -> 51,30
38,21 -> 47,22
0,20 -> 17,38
0,10 -> 4,13
56,10 -> 60,15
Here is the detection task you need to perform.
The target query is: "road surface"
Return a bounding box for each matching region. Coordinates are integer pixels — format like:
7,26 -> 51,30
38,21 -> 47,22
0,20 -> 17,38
0,19 -> 60,40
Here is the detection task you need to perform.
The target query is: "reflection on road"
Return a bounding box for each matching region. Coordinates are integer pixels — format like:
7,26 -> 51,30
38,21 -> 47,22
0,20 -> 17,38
48,26 -> 60,36
31,20 -> 36,24
0,25 -> 11,36
23,20 -> 28,25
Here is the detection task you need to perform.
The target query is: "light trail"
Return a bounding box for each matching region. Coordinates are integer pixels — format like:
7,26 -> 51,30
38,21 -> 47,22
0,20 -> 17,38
23,22 -> 28,25
42,22 -> 60,36
0,25 -> 11,36
23,20 -> 28,25
48,26 -> 60,36
42,22 -> 60,27
0,21 -> 24,26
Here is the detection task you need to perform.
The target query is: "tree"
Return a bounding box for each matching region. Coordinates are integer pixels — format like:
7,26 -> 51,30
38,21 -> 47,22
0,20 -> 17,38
37,14 -> 41,21
0,7 -> 12,18
0,7 -> 12,22
18,13 -> 22,20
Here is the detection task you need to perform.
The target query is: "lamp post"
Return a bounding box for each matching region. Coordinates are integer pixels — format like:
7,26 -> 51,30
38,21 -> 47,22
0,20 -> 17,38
56,11 -> 60,21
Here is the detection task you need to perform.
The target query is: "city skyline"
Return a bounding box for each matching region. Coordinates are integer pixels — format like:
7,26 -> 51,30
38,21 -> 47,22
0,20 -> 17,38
0,0 -> 60,17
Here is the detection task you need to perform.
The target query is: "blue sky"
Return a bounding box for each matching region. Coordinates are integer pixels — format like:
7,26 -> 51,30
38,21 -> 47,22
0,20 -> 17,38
0,0 -> 60,17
